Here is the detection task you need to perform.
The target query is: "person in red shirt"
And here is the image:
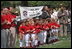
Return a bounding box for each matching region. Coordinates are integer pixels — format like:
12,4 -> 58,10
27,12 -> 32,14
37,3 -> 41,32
46,18 -> 55,43
29,19 -> 40,48
35,22 -> 41,34
37,19 -> 44,45
1,10 -> 16,30
42,19 -> 49,44
18,21 -> 26,48
1,13 -> 9,48
29,20 -> 36,47
1,8 -> 12,48
52,21 -> 60,42
48,18 -> 60,43
7,12 -> 17,48
24,20 -> 31,48
19,20 -> 31,48
34,19 -> 42,46
2,9 -> 17,48
44,18 -> 51,44
1,13 -> 11,29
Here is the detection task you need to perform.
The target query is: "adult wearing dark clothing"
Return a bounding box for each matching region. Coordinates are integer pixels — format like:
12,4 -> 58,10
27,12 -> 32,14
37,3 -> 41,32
39,6 -> 51,19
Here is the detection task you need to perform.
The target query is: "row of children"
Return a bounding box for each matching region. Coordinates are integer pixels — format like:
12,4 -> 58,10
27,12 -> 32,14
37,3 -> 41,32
18,18 -> 60,48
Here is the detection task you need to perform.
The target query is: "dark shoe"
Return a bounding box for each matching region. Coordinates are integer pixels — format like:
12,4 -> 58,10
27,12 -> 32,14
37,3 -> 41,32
27,46 -> 33,48
33,45 -> 36,48
56,39 -> 59,41
38,41 -> 40,45
39,42 -> 43,45
53,39 -> 56,42
20,47 -> 24,48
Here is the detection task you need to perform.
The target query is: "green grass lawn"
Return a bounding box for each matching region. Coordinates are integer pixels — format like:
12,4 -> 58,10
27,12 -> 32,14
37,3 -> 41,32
38,39 -> 71,48
15,35 -> 71,48
38,35 -> 71,48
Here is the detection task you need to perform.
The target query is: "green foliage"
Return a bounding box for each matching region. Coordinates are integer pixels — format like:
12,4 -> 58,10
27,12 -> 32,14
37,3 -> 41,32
1,1 -> 71,8
28,1 -> 71,8
1,1 -> 12,8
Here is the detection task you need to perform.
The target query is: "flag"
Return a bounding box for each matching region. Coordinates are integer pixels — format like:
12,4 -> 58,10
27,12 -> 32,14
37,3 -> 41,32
19,6 -> 44,20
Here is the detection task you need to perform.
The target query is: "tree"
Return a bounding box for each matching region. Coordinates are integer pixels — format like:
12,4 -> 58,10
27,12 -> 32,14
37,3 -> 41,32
1,1 -> 12,8
1,1 -> 71,8
21,1 -> 28,6
28,1 -> 71,8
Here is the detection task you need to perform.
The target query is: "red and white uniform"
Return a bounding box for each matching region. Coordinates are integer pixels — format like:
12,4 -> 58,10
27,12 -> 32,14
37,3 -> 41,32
19,24 -> 31,47
34,24 -> 42,34
42,24 -> 49,30
19,24 -> 30,47
24,25 -> 31,47
35,24 -> 44,44
48,22 -> 60,33
29,24 -> 38,46
42,24 -> 49,43
19,25 -> 26,34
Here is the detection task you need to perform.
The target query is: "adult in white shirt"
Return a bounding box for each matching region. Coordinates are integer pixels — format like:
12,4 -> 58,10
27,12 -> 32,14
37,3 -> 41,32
51,8 -> 59,23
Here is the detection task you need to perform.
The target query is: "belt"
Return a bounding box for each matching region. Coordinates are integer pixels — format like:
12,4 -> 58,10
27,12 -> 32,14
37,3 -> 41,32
25,32 -> 30,34
32,33 -> 36,34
